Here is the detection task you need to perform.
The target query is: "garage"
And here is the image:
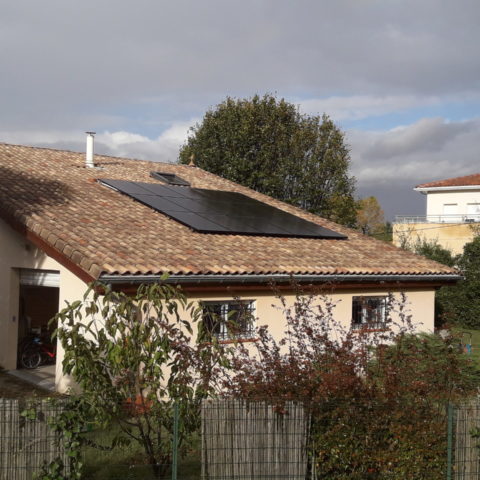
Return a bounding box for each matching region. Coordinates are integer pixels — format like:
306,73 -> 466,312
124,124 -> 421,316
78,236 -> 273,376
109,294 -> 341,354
17,269 -> 59,369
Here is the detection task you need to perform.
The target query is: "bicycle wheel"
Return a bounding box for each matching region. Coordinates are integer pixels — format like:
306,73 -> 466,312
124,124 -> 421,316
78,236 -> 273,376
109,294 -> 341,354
20,347 -> 42,369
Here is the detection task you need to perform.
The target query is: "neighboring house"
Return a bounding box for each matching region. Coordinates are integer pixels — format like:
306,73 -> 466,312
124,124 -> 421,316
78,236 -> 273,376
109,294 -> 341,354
0,141 -> 460,392
393,173 -> 480,255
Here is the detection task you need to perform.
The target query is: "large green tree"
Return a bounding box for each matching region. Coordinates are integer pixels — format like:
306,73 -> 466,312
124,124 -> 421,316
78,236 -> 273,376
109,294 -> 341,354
179,94 -> 356,225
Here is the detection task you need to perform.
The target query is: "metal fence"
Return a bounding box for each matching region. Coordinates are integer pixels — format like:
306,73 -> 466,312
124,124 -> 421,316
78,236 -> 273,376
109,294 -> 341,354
0,398 -> 68,480
5,396 -> 480,479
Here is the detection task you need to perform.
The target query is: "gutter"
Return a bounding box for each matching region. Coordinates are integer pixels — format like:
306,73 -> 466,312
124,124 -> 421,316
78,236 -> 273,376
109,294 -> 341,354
414,185 -> 480,194
99,273 -> 462,285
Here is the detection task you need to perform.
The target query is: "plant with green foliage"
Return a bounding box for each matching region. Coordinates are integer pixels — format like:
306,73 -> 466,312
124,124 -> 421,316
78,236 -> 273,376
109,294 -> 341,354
54,281 -> 226,478
438,236 -> 480,327
179,94 -> 356,226
410,238 -> 457,267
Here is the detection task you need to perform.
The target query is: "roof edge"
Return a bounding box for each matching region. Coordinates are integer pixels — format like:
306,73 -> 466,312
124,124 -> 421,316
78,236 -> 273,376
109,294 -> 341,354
99,273 -> 462,285
414,185 -> 480,193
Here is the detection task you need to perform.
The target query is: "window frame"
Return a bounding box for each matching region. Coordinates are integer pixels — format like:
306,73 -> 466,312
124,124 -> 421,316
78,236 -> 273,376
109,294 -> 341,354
201,300 -> 256,341
351,296 -> 388,331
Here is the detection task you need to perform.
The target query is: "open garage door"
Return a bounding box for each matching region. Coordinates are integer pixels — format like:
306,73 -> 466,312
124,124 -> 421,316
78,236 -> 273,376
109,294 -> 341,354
19,269 -> 60,288
18,269 -> 60,368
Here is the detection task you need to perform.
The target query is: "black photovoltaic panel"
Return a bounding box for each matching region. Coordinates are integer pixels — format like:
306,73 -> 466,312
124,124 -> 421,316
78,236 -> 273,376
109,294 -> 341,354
150,171 -> 191,186
99,179 -> 347,239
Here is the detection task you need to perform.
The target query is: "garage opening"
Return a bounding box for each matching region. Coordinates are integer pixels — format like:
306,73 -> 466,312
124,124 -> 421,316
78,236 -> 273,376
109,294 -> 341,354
17,269 -> 59,372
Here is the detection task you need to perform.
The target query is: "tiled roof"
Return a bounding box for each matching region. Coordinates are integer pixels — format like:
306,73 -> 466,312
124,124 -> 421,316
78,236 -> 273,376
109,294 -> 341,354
0,143 -> 456,280
416,173 -> 480,189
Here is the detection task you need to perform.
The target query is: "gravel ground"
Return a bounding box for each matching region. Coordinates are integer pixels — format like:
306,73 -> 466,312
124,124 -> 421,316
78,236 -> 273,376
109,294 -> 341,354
0,370 -> 53,398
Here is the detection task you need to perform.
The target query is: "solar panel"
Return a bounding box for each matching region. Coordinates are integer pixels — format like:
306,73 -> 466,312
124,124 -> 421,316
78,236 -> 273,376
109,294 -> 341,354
150,171 -> 191,186
99,179 -> 347,239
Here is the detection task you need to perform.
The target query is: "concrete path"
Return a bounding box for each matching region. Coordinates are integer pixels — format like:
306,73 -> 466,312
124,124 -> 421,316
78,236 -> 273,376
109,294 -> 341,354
7,364 -> 55,392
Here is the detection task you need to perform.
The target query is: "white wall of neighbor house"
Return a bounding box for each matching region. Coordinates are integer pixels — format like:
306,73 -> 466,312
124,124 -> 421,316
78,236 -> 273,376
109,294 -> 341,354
425,190 -> 480,218
0,217 -> 88,392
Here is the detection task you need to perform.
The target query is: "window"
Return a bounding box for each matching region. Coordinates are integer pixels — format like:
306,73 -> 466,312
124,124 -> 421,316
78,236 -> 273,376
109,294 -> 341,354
352,296 -> 388,330
202,301 -> 255,340
149,171 -> 191,186
467,203 -> 480,222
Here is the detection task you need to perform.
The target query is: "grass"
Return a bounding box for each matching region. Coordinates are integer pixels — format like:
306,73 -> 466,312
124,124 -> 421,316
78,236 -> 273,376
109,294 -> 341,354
452,327 -> 480,363
81,426 -> 201,479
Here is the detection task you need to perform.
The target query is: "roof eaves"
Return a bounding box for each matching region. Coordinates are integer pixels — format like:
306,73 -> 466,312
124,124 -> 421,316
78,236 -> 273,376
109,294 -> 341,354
99,272 -> 462,285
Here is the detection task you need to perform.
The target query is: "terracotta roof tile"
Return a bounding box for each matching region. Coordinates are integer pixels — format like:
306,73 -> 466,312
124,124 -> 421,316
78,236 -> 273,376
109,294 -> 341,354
0,142 -> 457,280
416,173 -> 480,188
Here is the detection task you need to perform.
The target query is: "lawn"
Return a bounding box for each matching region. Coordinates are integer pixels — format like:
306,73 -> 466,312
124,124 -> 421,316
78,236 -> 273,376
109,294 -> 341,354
452,328 -> 480,363
81,428 -> 201,479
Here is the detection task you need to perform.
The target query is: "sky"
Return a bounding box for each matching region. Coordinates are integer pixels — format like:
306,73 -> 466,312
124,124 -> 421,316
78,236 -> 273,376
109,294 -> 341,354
1,0 -> 480,220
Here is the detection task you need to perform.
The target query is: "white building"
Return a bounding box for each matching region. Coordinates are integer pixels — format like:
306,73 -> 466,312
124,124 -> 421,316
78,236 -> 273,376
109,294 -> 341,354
394,173 -> 480,255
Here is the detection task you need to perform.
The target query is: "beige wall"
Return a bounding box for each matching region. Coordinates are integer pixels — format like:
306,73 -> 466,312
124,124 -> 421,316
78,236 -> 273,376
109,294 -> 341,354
426,189 -> 480,217
393,221 -> 476,255
0,218 -> 88,391
187,287 -> 435,341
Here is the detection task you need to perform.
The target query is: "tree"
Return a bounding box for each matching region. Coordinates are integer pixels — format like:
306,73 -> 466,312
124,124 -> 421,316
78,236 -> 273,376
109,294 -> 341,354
179,94 -> 356,226
438,236 -> 480,327
54,282 -> 225,477
411,238 -> 457,267
356,196 -> 385,235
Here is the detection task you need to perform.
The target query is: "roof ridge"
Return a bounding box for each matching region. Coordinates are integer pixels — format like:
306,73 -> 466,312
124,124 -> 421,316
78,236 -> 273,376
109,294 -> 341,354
0,141 -> 186,168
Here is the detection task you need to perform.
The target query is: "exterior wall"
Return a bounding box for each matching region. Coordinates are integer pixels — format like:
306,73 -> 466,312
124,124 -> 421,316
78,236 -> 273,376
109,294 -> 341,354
426,189 -> 480,217
0,218 -> 88,392
187,286 -> 435,341
393,222 -> 476,255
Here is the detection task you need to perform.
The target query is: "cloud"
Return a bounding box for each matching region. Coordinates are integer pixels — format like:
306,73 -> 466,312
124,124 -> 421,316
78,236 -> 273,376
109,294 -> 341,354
300,95 -> 442,121
349,117 -> 480,219
0,120 -> 197,164
1,0 -> 480,134
96,120 -> 196,162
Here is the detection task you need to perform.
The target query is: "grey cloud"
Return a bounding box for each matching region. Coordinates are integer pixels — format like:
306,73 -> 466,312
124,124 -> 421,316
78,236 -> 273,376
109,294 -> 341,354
1,0 -> 480,133
365,118 -> 475,160
349,117 -> 480,219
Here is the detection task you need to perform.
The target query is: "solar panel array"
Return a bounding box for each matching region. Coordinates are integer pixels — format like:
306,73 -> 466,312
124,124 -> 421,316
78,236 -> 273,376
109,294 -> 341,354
99,179 -> 347,239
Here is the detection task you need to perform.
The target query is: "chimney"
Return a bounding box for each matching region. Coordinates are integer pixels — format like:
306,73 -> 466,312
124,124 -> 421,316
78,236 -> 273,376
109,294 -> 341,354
85,131 -> 96,168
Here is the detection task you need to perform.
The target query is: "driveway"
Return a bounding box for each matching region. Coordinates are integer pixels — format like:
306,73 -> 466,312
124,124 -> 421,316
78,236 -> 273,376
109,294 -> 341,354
0,369 -> 53,398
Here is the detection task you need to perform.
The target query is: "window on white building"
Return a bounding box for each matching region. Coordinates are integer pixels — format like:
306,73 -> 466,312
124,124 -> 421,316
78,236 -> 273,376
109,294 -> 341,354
202,301 -> 256,340
467,203 -> 480,222
352,296 -> 388,330
442,204 -> 460,223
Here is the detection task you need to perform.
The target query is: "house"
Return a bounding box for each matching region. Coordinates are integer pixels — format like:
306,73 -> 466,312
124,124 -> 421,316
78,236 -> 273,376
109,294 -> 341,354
0,140 -> 460,392
393,173 -> 480,255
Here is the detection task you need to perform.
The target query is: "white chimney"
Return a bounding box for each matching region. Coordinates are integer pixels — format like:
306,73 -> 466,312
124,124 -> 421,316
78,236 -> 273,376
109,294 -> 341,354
85,131 -> 96,168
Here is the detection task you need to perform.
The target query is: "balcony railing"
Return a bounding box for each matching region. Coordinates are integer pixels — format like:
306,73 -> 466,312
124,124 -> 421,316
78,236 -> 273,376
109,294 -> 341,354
395,214 -> 480,224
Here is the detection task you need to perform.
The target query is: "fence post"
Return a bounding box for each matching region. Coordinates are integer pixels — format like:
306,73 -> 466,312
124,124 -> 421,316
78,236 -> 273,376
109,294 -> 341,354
172,402 -> 179,480
447,403 -> 454,480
